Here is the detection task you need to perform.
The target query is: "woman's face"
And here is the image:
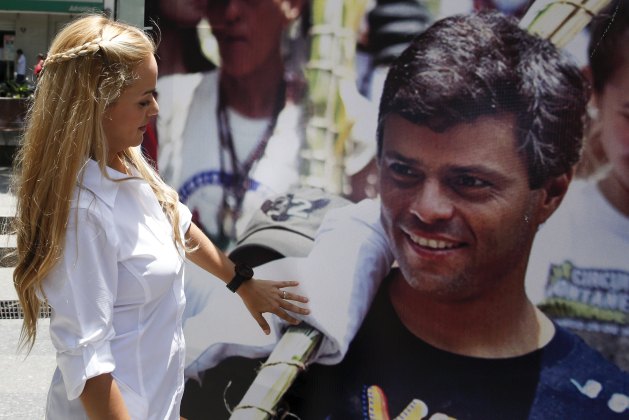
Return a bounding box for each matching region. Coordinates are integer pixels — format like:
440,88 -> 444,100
102,55 -> 159,162
595,58 -> 629,190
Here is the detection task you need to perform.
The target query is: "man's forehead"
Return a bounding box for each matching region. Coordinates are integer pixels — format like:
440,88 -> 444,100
381,113 -> 519,146
380,113 -> 525,170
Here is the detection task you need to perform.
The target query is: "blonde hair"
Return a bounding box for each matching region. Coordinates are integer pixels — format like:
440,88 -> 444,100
12,14 -> 185,352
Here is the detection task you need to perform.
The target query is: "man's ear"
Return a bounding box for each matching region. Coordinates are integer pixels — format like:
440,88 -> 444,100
279,0 -> 304,21
536,168 -> 574,224
582,65 -> 593,86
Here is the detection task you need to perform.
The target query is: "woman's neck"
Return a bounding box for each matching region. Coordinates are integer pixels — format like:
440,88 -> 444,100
108,153 -> 129,175
219,57 -> 285,118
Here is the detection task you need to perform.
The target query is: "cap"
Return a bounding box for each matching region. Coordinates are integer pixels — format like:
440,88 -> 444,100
230,187 -> 352,260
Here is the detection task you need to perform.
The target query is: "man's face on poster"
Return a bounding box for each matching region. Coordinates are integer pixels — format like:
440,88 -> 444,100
378,113 -> 541,301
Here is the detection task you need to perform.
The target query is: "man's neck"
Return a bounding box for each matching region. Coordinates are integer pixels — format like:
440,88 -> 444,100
389,270 -> 555,358
219,57 -> 285,118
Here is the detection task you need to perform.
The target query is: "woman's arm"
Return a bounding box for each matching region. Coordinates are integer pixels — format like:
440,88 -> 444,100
80,373 -> 130,420
184,223 -> 309,334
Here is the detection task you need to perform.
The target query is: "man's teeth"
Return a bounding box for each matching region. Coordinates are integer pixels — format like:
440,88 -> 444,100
409,234 -> 457,249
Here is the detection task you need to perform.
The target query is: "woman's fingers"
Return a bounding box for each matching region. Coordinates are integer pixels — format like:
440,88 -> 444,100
279,299 -> 310,316
276,287 -> 310,315
272,307 -> 301,325
274,281 -> 309,303
241,279 -> 311,331
279,289 -> 309,304
252,311 -> 271,335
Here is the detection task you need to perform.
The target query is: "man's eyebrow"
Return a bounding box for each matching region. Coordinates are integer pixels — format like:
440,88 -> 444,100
448,165 -> 513,183
142,89 -> 157,95
449,165 -> 499,174
383,150 -> 420,165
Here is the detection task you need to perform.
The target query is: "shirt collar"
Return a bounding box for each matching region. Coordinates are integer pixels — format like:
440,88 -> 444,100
79,159 -> 131,208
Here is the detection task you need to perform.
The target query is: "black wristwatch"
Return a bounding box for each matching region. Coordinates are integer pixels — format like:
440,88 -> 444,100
226,263 -> 254,292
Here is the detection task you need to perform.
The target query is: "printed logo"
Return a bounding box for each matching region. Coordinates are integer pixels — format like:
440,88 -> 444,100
261,193 -> 329,222
363,382 -> 628,418
540,261 -> 629,335
363,385 -> 452,420
570,379 -> 629,414
178,170 -> 266,203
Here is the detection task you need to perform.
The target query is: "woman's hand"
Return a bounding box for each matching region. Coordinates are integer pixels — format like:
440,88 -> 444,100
183,223 -> 310,334
236,279 -> 310,334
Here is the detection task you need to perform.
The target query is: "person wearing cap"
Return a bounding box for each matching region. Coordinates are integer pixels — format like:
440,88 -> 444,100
276,12 -> 628,419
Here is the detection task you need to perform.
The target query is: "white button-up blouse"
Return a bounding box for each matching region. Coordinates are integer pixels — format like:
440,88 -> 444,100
43,159 -> 192,420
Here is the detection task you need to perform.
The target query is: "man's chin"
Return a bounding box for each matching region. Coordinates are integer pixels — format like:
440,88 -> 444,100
398,266 -> 468,296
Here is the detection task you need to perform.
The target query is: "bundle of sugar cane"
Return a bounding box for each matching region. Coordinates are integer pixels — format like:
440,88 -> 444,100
299,0 -> 369,194
228,324 -> 322,419
520,0 -> 612,47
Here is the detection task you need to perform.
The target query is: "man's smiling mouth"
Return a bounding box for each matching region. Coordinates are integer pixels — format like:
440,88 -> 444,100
405,231 -> 463,250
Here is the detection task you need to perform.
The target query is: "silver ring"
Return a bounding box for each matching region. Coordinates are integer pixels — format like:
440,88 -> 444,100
282,290 -> 287,299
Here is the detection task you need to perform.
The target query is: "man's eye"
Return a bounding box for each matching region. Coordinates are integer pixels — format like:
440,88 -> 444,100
453,175 -> 490,188
389,162 -> 416,177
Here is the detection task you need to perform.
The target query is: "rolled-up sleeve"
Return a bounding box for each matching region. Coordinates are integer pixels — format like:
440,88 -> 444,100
177,201 -> 192,237
44,206 -> 120,400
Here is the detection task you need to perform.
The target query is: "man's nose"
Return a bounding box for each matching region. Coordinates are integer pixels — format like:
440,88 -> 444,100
410,179 -> 454,224
223,0 -> 247,21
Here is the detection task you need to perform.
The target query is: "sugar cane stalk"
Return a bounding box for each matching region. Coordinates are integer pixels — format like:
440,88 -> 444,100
228,324 -> 322,419
300,0 -> 369,194
520,0 -> 612,47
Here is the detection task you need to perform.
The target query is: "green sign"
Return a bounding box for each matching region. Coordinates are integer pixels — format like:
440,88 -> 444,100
0,1 -> 103,13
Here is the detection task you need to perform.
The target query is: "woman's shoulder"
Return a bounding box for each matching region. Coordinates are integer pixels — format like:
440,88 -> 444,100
71,162 -> 122,230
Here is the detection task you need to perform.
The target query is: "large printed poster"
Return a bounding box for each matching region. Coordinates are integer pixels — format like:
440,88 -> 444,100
144,1 -> 629,418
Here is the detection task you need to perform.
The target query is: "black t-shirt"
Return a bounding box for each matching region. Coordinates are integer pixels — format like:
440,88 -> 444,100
286,277 -> 629,419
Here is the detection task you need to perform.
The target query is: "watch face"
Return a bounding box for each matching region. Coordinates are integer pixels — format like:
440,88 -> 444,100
236,264 -> 254,279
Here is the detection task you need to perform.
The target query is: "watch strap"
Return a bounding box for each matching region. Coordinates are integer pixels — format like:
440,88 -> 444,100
226,264 -> 254,293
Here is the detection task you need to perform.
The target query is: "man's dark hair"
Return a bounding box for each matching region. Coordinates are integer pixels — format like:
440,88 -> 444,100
377,12 -> 588,188
588,0 -> 628,93
17,49 -> 23,54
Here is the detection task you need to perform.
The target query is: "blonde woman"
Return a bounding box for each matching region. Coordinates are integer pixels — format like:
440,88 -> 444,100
12,15 -> 308,419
